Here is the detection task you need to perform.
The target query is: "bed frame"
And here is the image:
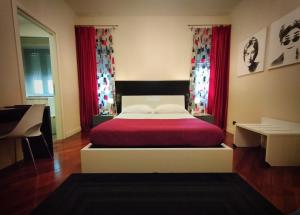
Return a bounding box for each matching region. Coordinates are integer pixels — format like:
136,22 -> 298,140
115,80 -> 190,113
81,81 -> 233,173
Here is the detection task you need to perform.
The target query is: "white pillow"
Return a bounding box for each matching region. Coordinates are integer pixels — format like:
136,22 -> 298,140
154,104 -> 187,114
122,104 -> 154,114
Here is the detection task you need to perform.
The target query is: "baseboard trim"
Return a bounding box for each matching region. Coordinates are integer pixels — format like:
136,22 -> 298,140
227,127 -> 235,134
64,126 -> 81,138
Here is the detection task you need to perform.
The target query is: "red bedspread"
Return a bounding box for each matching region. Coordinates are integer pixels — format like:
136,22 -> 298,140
89,118 -> 224,147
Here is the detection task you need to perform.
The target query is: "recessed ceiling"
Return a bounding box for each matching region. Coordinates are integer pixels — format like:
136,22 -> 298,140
65,0 -> 241,16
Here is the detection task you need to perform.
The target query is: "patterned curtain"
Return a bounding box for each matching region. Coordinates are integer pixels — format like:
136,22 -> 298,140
188,28 -> 212,114
96,29 -> 116,115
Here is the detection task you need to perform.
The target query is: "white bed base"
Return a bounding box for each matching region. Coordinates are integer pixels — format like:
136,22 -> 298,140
81,143 -> 233,173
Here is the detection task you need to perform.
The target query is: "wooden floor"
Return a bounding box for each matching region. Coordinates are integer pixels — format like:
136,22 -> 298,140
0,132 -> 299,215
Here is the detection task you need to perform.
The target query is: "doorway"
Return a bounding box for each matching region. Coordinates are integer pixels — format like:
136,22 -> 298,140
16,10 -> 62,141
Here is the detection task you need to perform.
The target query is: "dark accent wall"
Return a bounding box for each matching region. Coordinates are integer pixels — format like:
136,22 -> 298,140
115,81 -> 190,113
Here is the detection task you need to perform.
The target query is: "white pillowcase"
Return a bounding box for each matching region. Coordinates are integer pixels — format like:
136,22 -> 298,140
154,104 -> 187,114
122,104 -> 154,114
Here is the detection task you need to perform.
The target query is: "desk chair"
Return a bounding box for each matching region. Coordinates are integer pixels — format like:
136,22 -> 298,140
0,104 -> 52,170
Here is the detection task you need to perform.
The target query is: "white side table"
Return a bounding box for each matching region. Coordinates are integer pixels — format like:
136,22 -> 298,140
234,117 -> 300,166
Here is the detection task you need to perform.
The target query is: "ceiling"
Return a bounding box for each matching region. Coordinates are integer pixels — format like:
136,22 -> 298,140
65,0 -> 241,16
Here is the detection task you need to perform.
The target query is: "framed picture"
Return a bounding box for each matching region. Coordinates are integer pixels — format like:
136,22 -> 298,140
268,6 -> 300,69
237,28 -> 267,77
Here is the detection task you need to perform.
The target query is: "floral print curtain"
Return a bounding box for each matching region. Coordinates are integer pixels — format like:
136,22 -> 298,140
188,28 -> 212,114
96,29 -> 116,115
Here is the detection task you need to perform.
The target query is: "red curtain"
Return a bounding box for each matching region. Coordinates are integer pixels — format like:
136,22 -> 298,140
75,26 -> 99,131
207,25 -> 231,130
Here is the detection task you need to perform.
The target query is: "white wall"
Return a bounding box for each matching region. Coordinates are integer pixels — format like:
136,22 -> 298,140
227,0 -> 300,133
0,0 -> 26,169
0,0 -> 23,105
76,16 -> 231,80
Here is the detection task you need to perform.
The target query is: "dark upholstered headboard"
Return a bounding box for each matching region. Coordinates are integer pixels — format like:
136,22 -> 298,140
115,80 -> 190,113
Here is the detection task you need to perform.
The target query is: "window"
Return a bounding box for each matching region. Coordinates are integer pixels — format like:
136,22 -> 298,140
193,56 -> 210,110
21,37 -> 53,97
189,28 -> 212,113
96,29 -> 116,115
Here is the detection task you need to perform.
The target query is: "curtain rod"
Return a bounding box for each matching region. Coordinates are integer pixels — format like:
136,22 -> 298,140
188,24 -> 230,28
188,25 -> 213,31
188,24 -> 212,27
75,25 -> 119,29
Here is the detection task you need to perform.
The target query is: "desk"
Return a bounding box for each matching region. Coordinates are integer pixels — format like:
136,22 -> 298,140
234,117 -> 300,166
0,105 -> 53,160
0,108 -> 19,135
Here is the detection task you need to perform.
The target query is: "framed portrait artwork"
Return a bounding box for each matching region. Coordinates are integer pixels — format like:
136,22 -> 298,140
237,28 -> 267,77
268,6 -> 300,69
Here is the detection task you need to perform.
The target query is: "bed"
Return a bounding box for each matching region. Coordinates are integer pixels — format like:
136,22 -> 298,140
81,81 -> 233,173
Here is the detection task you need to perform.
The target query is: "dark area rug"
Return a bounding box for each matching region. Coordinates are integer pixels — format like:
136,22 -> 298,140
31,173 -> 282,215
